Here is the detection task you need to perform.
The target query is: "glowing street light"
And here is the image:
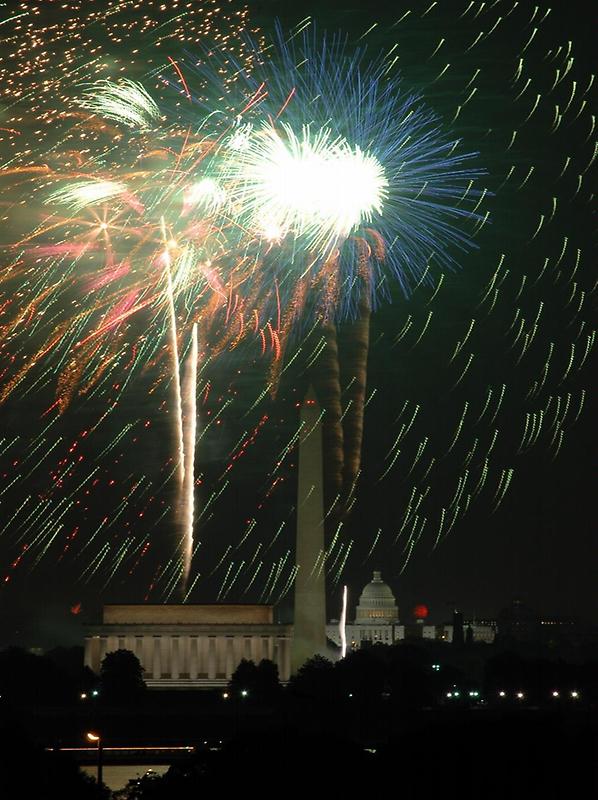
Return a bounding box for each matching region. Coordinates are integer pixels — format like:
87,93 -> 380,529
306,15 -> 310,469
86,732 -> 103,787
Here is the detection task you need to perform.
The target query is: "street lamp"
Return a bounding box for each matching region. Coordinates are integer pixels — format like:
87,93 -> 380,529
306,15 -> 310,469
86,731 -> 103,787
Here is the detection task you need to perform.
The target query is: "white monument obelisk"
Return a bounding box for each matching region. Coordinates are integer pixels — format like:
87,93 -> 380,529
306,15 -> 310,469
291,385 -> 327,673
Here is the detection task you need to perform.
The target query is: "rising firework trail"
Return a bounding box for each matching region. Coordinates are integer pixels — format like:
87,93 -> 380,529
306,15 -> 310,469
161,217 -> 185,493
181,324 -> 198,590
340,584 -> 348,659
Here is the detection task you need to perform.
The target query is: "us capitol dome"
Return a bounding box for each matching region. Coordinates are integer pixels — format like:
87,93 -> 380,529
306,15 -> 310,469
325,570 -> 496,651
355,571 -> 399,624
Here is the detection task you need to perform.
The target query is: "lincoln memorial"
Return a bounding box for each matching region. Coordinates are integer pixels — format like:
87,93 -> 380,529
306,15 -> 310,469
84,604 -> 292,687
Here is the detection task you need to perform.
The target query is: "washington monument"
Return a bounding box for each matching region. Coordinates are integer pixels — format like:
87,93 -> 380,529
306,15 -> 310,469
291,385 -> 327,673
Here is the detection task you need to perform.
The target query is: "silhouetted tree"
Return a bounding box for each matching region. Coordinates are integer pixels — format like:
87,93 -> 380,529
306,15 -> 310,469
386,644 -> 436,708
228,658 -> 258,697
255,659 -> 282,703
288,654 -> 336,701
336,647 -> 386,699
0,646 -> 72,706
46,645 -> 98,695
100,649 -> 146,703
228,658 -> 281,704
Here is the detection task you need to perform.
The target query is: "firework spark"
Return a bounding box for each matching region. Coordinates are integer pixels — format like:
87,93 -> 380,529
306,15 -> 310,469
0,2 -> 593,609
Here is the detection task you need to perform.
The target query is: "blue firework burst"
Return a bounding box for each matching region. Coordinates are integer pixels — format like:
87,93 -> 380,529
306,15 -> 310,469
182,23 -> 488,323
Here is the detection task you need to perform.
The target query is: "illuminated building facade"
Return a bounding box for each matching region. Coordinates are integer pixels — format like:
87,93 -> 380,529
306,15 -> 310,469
326,572 -> 496,648
328,571 -> 407,648
84,604 -> 292,687
355,571 -> 399,624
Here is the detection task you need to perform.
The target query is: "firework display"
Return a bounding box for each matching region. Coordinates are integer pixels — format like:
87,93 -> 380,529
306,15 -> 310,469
0,1 -> 594,615
0,0 -> 258,148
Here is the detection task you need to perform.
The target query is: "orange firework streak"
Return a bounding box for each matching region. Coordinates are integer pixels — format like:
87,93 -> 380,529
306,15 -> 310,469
56,339 -> 103,412
0,321 -> 70,404
78,336 -> 124,398
268,277 -> 309,391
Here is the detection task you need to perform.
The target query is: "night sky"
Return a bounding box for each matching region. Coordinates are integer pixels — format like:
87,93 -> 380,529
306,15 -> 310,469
0,0 -> 594,647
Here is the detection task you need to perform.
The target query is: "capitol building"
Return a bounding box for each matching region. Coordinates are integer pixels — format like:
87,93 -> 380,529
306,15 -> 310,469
327,570 -> 410,648
326,571 -> 496,649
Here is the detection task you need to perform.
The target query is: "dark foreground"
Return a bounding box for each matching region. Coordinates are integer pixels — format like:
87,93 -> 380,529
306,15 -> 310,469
1,691 -> 596,799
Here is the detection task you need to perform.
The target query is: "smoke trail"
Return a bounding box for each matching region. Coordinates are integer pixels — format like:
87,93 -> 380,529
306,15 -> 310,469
341,276 -> 371,505
313,321 -> 344,515
311,281 -> 370,528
